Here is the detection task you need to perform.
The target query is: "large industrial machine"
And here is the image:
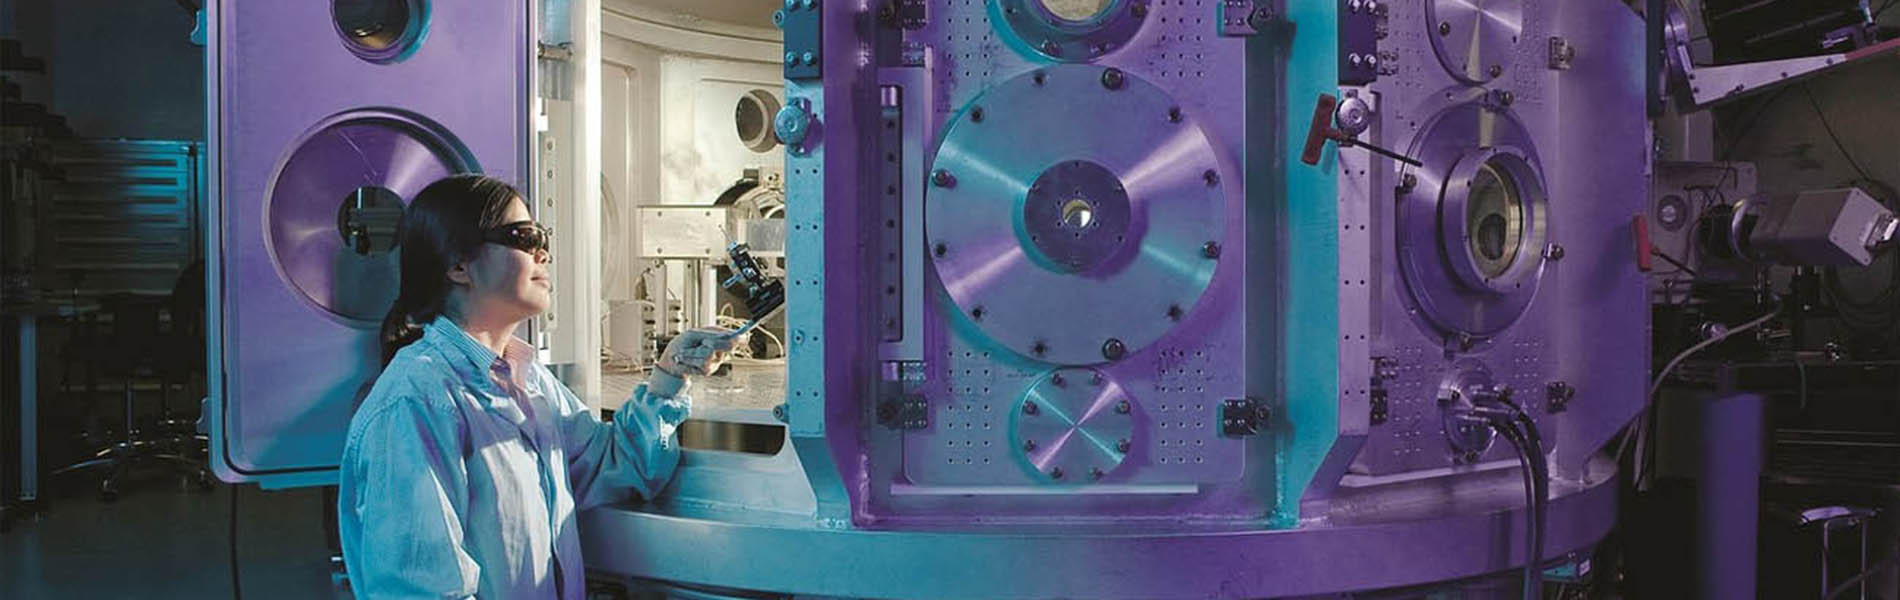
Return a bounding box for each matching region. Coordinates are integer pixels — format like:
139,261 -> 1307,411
199,0 -> 1897,597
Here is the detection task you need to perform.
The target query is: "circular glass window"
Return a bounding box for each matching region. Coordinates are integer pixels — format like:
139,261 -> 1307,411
333,0 -> 427,63
1465,160 -> 1526,279
1040,0 -> 1114,22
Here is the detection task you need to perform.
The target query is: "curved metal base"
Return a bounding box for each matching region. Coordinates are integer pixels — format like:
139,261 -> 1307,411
581,456 -> 1618,598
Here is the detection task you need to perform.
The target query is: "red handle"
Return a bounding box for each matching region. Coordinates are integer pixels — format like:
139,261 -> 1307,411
1301,93 -> 1340,166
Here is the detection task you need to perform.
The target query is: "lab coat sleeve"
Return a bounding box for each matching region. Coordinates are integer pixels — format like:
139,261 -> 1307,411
551,366 -> 689,510
339,392 -> 481,600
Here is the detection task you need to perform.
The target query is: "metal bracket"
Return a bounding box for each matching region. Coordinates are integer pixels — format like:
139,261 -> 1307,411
775,0 -> 823,80
1216,0 -> 1273,37
877,395 -> 929,430
1548,36 -> 1575,71
1546,381 -> 1574,413
1220,398 -> 1269,437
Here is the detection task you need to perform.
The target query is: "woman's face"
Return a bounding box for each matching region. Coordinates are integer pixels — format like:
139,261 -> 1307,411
452,198 -> 552,324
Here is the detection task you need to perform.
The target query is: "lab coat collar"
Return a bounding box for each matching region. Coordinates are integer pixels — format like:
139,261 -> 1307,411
423,317 -> 539,429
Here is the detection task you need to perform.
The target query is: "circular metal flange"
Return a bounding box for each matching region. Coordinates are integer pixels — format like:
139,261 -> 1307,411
264,110 -> 474,325
994,0 -> 1148,62
1426,0 -> 1523,85
927,65 -> 1226,365
1397,101 -> 1548,342
1436,360 -> 1500,460
1011,367 -> 1138,482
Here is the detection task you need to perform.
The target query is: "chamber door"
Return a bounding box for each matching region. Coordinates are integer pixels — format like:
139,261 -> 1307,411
206,0 -> 530,487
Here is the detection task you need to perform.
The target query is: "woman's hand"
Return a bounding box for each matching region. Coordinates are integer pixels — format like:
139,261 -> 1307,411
656,327 -> 737,378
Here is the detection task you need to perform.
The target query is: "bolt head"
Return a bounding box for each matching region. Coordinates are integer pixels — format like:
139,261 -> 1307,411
1102,338 -> 1126,360
1051,373 -> 1066,387
1050,467 -> 1065,479
931,169 -> 954,188
1488,64 -> 1503,78
1116,399 -> 1131,414
1168,107 -> 1182,123
1116,438 -> 1131,453
1202,241 -> 1222,259
1090,467 -> 1106,480
1041,40 -> 1062,56
971,306 -> 985,321
970,106 -> 984,122
1091,372 -> 1104,386
1101,68 -> 1126,90
1032,341 -> 1048,356
1167,305 -> 1183,320
1024,439 -> 1038,452
1439,22 -> 1452,36
1544,243 -> 1565,260
1203,169 -> 1220,186
1023,401 -> 1040,415
784,52 -> 798,66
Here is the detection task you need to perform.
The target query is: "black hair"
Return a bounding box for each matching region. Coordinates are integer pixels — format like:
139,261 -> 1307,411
379,174 -> 523,365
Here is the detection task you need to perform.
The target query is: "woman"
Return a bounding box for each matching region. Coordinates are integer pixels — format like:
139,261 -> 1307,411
337,174 -> 731,599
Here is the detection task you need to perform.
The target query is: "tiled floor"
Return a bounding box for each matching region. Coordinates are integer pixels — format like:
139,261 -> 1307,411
2,470 -> 347,599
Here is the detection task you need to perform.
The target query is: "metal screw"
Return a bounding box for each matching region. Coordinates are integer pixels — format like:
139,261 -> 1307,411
1023,401 -> 1040,415
1399,172 -> 1418,193
1032,340 -> 1048,357
1041,40 -> 1062,56
1167,304 -> 1183,321
1168,107 -> 1182,123
784,0 -> 797,10
1116,438 -> 1131,453
784,52 -> 798,66
1051,373 -> 1066,387
1102,338 -> 1126,360
1024,439 -> 1038,452
1091,372 -> 1103,386
1050,466 -> 1065,479
1101,68 -> 1126,90
1202,241 -> 1222,259
1348,53 -> 1363,67
1090,467 -> 1105,480
931,169 -> 955,188
1544,243 -> 1565,261
1203,169 -> 1220,186
1488,64 -> 1503,78
934,243 -> 947,257
1439,22 -> 1451,36
1116,399 -> 1131,414
971,306 -> 985,321
970,106 -> 984,122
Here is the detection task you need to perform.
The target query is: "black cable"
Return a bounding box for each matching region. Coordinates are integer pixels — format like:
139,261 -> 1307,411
1715,88 -> 1792,192
1481,404 -> 1546,600
231,484 -> 243,600
1651,248 -> 1699,277
1499,398 -> 1549,598
1802,84 -> 1877,184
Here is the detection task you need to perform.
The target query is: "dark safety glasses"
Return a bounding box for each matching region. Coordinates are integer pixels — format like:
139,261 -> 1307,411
482,221 -> 552,255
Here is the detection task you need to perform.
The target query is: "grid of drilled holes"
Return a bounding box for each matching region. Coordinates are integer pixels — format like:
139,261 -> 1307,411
1148,0 -> 1209,80
936,0 -> 998,113
1151,346 -> 1212,466
938,347 -> 999,468
1385,345 -> 1433,463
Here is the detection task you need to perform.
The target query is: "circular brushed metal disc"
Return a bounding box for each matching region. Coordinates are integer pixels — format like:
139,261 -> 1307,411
927,64 -> 1226,365
1011,367 -> 1139,483
264,111 -> 471,324
1428,0 -> 1524,85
